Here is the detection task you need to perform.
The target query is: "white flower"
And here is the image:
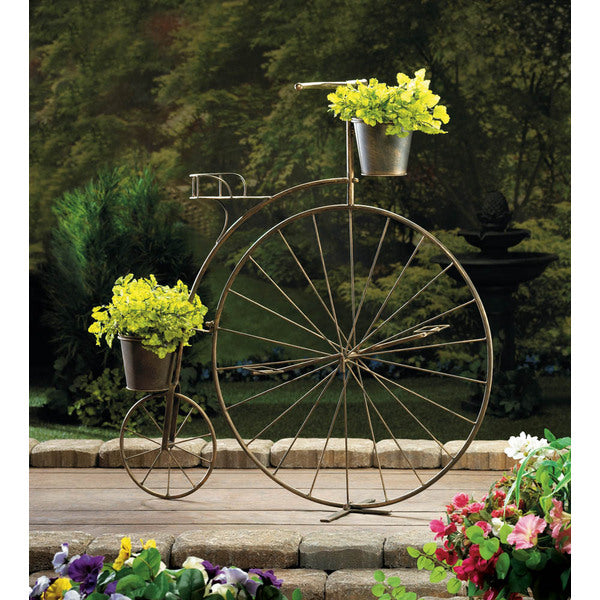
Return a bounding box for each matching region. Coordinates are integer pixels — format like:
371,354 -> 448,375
491,517 -> 513,537
182,556 -> 208,582
505,432 -> 548,464
210,583 -> 241,599
63,591 -> 82,600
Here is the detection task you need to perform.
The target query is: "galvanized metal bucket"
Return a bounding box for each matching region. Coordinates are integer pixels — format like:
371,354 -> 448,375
119,335 -> 175,392
352,119 -> 413,176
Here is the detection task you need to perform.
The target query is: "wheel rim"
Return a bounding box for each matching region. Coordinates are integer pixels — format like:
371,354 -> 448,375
212,204 -> 493,508
120,392 -> 217,499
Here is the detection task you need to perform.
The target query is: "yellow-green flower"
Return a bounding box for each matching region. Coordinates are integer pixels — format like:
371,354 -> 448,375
42,577 -> 72,600
141,538 -> 156,550
112,536 -> 132,570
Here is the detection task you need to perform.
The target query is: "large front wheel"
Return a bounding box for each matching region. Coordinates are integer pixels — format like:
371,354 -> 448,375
212,204 -> 493,509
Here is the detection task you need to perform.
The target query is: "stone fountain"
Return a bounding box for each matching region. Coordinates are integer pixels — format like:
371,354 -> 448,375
435,191 -> 557,372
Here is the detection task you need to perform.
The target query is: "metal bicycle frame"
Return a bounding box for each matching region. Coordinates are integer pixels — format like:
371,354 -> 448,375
151,86 -> 492,509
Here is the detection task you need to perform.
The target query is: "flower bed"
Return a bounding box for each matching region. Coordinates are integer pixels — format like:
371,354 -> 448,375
30,537 -> 302,600
374,430 -> 571,600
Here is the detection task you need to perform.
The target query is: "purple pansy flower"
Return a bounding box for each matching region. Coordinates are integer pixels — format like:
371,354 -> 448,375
68,553 -> 104,595
249,568 -> 283,589
52,543 -> 70,576
202,559 -> 222,580
105,580 -> 118,594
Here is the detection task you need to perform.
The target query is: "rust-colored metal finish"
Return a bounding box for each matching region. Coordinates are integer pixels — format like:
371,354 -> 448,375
210,204 -> 493,509
117,77 -> 493,513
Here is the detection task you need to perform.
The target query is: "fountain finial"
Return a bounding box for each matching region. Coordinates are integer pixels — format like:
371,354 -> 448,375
477,191 -> 511,232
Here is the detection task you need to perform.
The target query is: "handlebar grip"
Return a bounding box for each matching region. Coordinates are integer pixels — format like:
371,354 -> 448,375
294,79 -> 368,90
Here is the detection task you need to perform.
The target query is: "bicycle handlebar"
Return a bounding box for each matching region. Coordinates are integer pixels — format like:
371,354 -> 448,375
294,79 -> 368,91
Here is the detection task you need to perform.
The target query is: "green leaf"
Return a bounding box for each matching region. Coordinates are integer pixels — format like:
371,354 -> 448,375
133,547 -> 162,580
429,566 -> 446,583
117,573 -> 146,594
177,568 -> 206,600
560,567 -> 571,590
386,576 -> 401,588
480,537 -> 500,560
292,589 -> 303,600
406,547 -> 420,558
465,525 -> 485,544
373,570 -> 385,582
495,552 -> 510,579
499,524 -> 513,544
416,555 -> 435,570
512,549 -> 531,562
525,551 -> 541,569
446,578 -> 462,594
422,542 -> 437,556
372,583 -> 387,597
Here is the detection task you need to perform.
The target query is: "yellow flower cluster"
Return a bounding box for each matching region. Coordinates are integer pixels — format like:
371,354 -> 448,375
327,68 -> 450,137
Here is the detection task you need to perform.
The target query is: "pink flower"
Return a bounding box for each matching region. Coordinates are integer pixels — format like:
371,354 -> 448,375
507,514 -> 547,549
476,520 -> 492,536
453,492 -> 470,508
549,499 -> 571,554
429,518 -> 457,540
466,501 -> 486,514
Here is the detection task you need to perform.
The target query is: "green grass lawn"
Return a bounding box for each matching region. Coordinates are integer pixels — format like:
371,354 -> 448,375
30,375 -> 570,443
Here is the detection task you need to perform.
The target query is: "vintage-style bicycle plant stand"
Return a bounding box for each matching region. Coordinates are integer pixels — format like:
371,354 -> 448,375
119,80 -> 493,520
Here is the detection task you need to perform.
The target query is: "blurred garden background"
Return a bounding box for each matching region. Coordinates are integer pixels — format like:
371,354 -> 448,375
29,0 -> 570,441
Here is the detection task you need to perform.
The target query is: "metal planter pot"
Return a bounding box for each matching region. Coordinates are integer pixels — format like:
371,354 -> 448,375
352,119 -> 413,176
119,335 -> 175,392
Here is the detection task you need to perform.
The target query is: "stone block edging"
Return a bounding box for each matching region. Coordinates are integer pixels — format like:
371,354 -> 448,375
29,437 -> 513,470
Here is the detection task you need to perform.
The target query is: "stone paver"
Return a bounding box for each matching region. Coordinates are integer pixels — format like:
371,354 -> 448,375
384,530 -> 436,568
375,439 -> 442,469
300,530 -> 384,570
87,532 -> 175,565
29,531 -> 94,573
325,569 -> 464,599
270,438 -> 374,468
99,437 -> 206,468
30,439 -> 103,468
171,529 -> 303,569
201,438 -> 273,468
29,438 -> 40,456
442,440 -> 516,470
273,569 -> 327,600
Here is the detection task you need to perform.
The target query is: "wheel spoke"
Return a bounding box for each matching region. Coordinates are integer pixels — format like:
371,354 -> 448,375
358,361 -> 476,423
357,337 -> 488,358
175,408 -> 195,439
364,355 -> 487,385
309,369 -> 348,495
229,287 -> 338,352
142,405 -> 163,435
272,366 -> 340,475
249,255 -> 340,352
359,235 -> 425,345
218,326 -> 332,357
122,426 -> 162,446
347,366 -> 424,486
140,449 -> 163,487
312,214 -> 347,347
277,229 -> 347,341
360,299 -> 476,354
345,217 -> 390,351
249,368 -> 339,444
123,447 -> 161,461
348,210 -> 356,347
217,355 -> 332,372
226,359 -> 338,410
357,361 -> 454,459
168,449 -> 197,489
356,263 -> 454,351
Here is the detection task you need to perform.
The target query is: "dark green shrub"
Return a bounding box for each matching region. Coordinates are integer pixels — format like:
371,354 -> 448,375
43,166 -> 198,391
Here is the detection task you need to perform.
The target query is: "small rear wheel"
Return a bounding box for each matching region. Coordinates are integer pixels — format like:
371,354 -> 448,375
119,392 -> 217,499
